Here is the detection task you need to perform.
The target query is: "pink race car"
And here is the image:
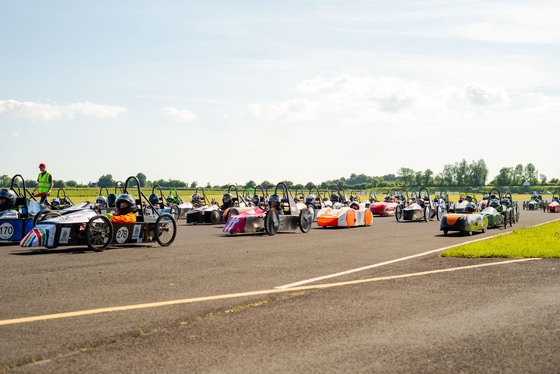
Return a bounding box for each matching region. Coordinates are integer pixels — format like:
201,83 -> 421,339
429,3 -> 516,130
369,195 -> 400,216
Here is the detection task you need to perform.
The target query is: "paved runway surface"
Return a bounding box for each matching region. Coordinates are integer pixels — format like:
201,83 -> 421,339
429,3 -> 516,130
1,208 -> 559,373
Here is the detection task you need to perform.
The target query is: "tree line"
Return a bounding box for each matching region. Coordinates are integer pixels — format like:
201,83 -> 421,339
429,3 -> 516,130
1,159 -> 556,190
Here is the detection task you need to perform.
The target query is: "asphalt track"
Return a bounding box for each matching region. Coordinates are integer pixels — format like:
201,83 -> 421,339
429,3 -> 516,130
1,208 -> 559,373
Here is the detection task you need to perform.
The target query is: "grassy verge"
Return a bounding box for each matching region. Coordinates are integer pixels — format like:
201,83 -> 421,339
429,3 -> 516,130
441,221 -> 560,258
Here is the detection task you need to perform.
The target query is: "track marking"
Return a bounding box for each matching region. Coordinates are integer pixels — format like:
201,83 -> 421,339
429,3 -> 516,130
276,217 -> 560,289
0,258 -> 539,326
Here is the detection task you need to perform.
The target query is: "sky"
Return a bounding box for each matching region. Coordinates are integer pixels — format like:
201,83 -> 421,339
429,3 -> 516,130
1,0 -> 559,186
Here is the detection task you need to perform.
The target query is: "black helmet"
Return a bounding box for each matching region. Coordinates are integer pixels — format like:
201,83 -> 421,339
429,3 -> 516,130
0,189 -> 17,211
116,194 -> 135,214
349,195 -> 355,202
384,195 -> 392,202
268,194 -> 281,210
330,194 -> 339,203
349,201 -> 360,210
149,194 -> 159,205
305,194 -> 316,204
96,195 -> 106,205
465,195 -> 473,202
222,193 -> 233,207
490,199 -> 500,208
107,193 -> 117,208
252,194 -> 261,206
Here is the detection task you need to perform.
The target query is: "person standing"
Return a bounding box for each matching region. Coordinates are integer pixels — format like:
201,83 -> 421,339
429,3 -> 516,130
32,163 -> 53,204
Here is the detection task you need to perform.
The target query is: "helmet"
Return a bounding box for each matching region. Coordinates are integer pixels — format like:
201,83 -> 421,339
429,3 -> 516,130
50,198 -> 60,208
532,193 -> 538,199
149,194 -> 159,205
410,196 -> 416,202
400,195 -> 405,201
501,198 -> 509,205
483,195 -> 489,200
294,196 -> 301,203
330,194 -> 339,203
322,197 -> 329,202
222,193 -> 233,207
305,194 -> 316,204
107,193 -> 117,208
490,199 -> 500,208
349,195 -> 355,202
166,195 -> 174,204
268,194 -> 281,210
96,195 -> 107,205
251,194 -> 261,206
0,189 -> 17,211
191,193 -> 202,203
465,195 -> 473,202
466,202 -> 476,212
349,201 -> 360,210
554,196 -> 559,202
384,195 -> 392,202
116,194 -> 136,214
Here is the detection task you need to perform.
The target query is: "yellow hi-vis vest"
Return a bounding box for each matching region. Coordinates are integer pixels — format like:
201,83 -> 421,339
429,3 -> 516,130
37,172 -> 51,194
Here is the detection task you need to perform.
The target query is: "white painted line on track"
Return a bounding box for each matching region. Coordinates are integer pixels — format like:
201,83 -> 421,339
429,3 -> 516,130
275,217 -> 560,289
0,258 -> 539,326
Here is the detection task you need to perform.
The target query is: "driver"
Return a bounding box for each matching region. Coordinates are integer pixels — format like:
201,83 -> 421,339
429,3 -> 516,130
106,194 -> 137,223
330,194 -> 340,204
96,195 -> 107,207
106,193 -> 117,208
191,193 -> 202,207
149,193 -> 160,208
349,201 -> 360,210
50,198 -> 60,209
221,193 -> 234,210
252,194 -> 262,207
383,195 -> 392,203
267,194 -> 284,214
166,195 -> 175,206
0,189 -> 17,212
490,199 -> 500,209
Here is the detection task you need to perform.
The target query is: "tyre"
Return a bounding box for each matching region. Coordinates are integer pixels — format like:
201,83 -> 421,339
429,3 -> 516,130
85,215 -> 113,252
436,206 -> 442,221
170,205 -> 180,220
155,213 -> 177,246
299,207 -> 313,233
424,206 -> 430,222
503,212 -> 508,229
210,210 -> 220,225
395,205 -> 403,222
509,210 -> 514,227
225,208 -> 239,222
443,230 -> 448,235
265,209 -> 280,236
33,209 -> 61,227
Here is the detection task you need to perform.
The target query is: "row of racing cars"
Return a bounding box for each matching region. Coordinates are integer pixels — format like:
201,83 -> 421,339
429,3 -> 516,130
1,175 -> 556,251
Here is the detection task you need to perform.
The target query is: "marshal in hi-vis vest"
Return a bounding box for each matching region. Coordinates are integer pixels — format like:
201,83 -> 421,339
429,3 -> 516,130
37,172 -> 52,194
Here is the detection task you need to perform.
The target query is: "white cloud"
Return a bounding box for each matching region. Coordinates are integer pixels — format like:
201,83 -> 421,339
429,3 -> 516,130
11,130 -> 22,138
246,99 -> 315,122
464,83 -> 509,106
164,107 -> 197,122
0,99 -> 126,121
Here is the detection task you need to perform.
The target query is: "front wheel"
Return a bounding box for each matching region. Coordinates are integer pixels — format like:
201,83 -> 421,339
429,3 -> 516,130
299,207 -> 313,233
85,215 -> 113,252
265,209 -> 280,236
155,213 -> 177,246
33,209 -> 61,226
423,206 -> 430,222
395,205 -> 403,222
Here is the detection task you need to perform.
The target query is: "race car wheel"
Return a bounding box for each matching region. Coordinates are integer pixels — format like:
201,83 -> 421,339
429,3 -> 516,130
170,205 -> 180,220
85,215 -> 113,252
443,230 -> 448,235
509,210 -> 514,227
155,213 -> 177,246
225,208 -> 239,222
436,206 -> 442,221
210,210 -> 220,225
503,212 -> 508,229
522,202 -> 526,210
423,206 -> 430,222
33,209 -> 61,227
299,207 -> 313,233
265,209 -> 280,236
395,205 -> 403,222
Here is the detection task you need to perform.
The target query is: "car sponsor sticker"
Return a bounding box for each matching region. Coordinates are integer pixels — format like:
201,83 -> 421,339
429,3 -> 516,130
115,227 -> 129,244
0,222 -> 15,240
59,227 -> 71,244
131,224 -> 141,239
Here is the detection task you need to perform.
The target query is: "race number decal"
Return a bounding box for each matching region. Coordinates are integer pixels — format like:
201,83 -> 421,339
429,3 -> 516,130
59,227 -> 71,244
131,224 -> 141,239
115,227 -> 129,244
0,222 -> 14,240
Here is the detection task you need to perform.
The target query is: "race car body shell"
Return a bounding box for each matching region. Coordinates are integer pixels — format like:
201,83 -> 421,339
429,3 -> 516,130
317,207 -> 372,227
440,213 -> 488,234
369,201 -> 398,216
548,201 -> 560,213
479,206 -> 504,228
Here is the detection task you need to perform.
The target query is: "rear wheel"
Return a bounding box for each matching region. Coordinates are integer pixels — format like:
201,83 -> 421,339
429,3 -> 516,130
170,205 -> 180,220
299,208 -> 313,233
155,213 -> 177,246
395,205 -> 403,222
225,208 -> 239,222
436,206 -> 442,221
503,212 -> 508,229
210,210 -> 220,224
265,209 -> 280,236
33,209 -> 61,226
423,206 -> 430,222
443,230 -> 448,235
85,215 -> 113,252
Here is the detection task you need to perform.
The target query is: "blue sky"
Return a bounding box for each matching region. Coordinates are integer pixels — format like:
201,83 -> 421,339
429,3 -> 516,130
1,1 -> 559,185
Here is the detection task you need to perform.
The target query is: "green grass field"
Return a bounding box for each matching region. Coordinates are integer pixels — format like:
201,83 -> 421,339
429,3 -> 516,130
441,221 -> 560,258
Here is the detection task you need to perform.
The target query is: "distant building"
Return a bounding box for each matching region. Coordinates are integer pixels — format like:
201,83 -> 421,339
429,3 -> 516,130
523,181 -> 530,187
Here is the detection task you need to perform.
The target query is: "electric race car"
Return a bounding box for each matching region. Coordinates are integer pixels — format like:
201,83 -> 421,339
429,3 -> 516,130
369,190 -> 406,216
186,185 -> 253,224
395,187 -> 440,222
523,193 -> 544,211
316,199 -> 373,228
545,192 -> 560,213
0,175 -> 42,243
222,182 -> 313,235
20,176 -> 176,251
440,190 -> 488,235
